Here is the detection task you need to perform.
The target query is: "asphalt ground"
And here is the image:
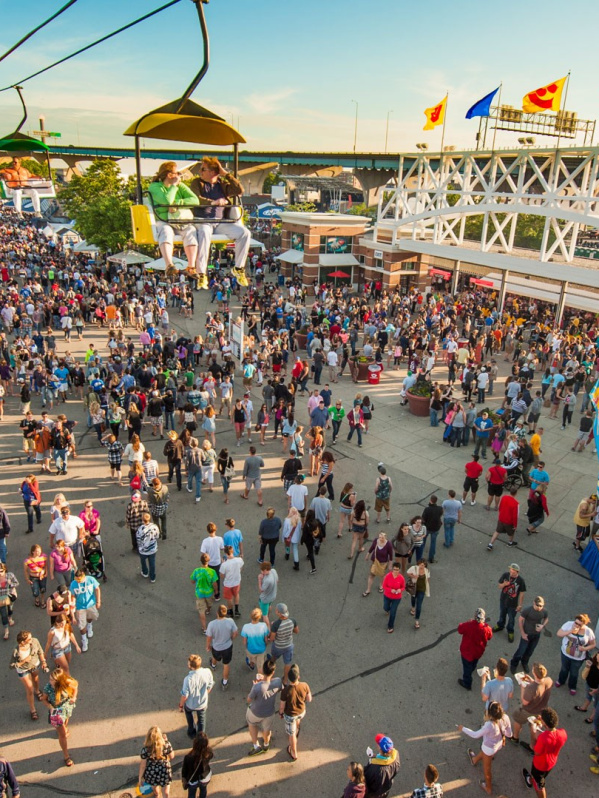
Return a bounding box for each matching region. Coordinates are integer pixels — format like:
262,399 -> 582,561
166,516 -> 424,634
1,289 -> 598,798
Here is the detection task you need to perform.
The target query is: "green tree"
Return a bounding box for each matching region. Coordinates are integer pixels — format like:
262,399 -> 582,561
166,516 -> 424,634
347,203 -> 377,220
262,171 -> 284,194
58,158 -> 132,252
284,201 -> 317,213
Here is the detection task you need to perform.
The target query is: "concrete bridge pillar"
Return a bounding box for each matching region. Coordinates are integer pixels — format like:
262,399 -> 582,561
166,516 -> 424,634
354,168 -> 396,207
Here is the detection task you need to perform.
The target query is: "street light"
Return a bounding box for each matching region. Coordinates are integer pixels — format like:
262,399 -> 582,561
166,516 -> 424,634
416,142 -> 429,151
385,110 -> 394,153
351,99 -> 359,154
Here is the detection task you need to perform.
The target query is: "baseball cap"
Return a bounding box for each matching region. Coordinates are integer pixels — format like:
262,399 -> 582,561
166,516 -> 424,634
475,608 -> 486,622
509,563 -> 520,572
374,734 -> 394,754
132,491 -> 141,501
276,603 -> 289,617
534,596 -> 545,606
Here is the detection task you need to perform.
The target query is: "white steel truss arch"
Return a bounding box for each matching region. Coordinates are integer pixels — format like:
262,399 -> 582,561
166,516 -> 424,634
376,147 -> 599,264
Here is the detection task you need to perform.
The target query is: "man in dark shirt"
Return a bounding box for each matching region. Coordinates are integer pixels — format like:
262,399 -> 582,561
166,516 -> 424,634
422,495 -> 443,563
493,564 -> 527,642
189,156 -> 250,287
572,410 -> 594,452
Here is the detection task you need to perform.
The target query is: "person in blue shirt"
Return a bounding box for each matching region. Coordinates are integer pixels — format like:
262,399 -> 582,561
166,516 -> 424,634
70,569 -> 101,653
241,608 -> 269,672
223,519 -> 244,557
529,461 -> 550,492
473,411 -> 494,459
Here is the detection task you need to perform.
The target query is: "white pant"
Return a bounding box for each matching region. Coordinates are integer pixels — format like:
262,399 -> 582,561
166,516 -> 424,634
156,221 -> 199,249
196,221 -> 251,273
11,187 -> 41,214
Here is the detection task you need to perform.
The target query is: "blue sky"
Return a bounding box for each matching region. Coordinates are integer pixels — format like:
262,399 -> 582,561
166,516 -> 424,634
0,0 -> 597,154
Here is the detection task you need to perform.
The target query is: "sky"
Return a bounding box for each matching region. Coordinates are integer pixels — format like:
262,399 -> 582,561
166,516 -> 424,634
0,0 -> 598,156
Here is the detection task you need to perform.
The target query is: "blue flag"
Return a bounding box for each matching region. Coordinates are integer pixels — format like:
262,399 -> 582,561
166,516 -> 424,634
465,87 -> 500,119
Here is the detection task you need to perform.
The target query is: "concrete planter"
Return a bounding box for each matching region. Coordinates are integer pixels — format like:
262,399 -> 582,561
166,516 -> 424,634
406,390 -> 431,417
349,357 -> 374,382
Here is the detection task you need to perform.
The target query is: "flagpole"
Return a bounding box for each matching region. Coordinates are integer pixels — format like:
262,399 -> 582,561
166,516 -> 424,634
555,71 -> 571,151
491,82 -> 503,152
439,93 -> 448,184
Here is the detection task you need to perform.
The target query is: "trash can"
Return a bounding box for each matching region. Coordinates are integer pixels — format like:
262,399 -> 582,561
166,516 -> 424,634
368,364 -> 383,385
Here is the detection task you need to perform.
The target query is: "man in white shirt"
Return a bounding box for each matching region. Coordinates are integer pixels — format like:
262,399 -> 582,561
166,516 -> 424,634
49,507 -> 85,559
400,371 -> 417,405
219,545 -> 244,618
326,349 -> 339,383
200,522 -> 225,599
287,475 -> 308,518
477,368 -> 489,404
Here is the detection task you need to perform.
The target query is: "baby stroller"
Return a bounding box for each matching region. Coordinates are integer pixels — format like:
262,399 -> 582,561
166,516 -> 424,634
82,536 -> 107,582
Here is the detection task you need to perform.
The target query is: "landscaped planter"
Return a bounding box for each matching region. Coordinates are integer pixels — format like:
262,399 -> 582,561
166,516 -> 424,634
349,357 -> 375,382
294,332 -> 308,351
406,390 -> 431,417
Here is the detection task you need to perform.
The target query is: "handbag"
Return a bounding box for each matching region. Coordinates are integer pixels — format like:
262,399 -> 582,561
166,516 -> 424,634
405,577 -> 417,596
182,759 -> 203,791
224,463 -> 236,480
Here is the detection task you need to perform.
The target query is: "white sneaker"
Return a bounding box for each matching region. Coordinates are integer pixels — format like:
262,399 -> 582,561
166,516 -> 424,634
81,635 -> 88,652
471,501 -> 476,506
187,487 -> 193,493
461,499 -> 465,505
86,623 -> 93,638
195,497 -> 201,503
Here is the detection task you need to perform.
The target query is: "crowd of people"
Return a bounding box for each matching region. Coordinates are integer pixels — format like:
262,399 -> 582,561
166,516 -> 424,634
0,203 -> 598,798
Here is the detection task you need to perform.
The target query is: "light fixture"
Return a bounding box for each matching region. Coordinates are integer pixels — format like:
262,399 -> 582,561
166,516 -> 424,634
416,142 -> 428,151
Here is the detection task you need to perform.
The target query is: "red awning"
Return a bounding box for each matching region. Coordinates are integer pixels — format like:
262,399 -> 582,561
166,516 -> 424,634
429,267 -> 451,279
470,278 -> 494,287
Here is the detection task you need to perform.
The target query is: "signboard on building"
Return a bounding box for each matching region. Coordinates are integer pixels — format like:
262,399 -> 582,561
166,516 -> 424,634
291,232 -> 304,251
324,236 -> 348,253
229,318 -> 244,361
374,249 -> 383,259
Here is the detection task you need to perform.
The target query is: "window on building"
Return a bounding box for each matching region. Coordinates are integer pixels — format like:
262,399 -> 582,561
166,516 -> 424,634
319,235 -> 352,254
403,261 -> 416,271
374,258 -> 383,270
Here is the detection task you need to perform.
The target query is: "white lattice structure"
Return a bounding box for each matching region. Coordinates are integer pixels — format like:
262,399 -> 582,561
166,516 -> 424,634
376,146 -> 599,265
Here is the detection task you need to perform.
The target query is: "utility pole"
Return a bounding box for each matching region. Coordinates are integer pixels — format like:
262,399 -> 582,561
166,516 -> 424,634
351,100 -> 359,154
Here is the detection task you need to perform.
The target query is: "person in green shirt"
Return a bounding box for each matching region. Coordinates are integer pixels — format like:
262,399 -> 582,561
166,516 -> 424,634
329,400 -> 346,444
190,553 -> 218,633
148,161 -> 200,277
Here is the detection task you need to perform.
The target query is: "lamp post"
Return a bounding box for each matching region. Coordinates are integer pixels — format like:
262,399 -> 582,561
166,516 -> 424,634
351,99 -> 359,154
385,110 -> 394,153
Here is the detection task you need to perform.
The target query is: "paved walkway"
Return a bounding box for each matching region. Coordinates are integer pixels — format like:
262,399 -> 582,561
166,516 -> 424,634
0,290 -> 597,798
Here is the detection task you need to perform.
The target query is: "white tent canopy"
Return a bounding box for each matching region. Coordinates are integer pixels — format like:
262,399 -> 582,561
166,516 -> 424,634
107,249 -> 152,265
72,240 -> 99,253
276,249 -> 303,264
144,256 -> 188,272
318,253 -> 360,267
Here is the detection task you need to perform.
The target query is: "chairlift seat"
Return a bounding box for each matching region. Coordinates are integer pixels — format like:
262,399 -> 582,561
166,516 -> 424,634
130,191 -> 242,246
0,178 -> 55,202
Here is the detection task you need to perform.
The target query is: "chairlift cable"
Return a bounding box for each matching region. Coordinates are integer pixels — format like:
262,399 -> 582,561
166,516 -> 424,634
0,0 -> 79,66
0,0 -> 183,93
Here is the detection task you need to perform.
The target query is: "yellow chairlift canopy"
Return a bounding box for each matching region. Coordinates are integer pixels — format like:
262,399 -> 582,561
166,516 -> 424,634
124,98 -> 245,146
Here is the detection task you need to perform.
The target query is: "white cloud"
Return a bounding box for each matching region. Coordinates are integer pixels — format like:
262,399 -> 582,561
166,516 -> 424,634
246,88 -> 297,114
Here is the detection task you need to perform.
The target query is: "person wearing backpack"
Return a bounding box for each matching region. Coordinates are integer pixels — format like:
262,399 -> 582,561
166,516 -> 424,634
374,464 -> 393,524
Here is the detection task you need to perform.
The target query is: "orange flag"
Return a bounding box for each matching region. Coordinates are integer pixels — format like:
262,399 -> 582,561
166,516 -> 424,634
423,95 -> 447,130
522,76 -> 567,113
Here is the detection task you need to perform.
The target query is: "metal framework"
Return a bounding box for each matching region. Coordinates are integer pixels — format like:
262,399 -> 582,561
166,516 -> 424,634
376,146 -> 599,265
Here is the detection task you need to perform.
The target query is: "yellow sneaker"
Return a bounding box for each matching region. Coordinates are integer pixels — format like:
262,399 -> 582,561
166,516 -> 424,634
198,273 -> 208,290
233,267 -> 248,287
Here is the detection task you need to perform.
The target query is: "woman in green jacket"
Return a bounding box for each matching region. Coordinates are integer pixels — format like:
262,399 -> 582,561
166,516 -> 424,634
148,161 -> 199,276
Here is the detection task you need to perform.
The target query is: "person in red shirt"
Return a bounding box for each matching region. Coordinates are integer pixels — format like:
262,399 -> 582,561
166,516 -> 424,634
381,562 -> 405,634
463,454 -> 483,505
485,461 -> 507,510
458,608 -> 493,690
523,707 -> 567,797
487,486 -> 520,550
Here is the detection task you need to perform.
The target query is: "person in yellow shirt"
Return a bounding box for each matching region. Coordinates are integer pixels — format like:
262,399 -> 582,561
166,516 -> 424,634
530,427 -> 543,464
